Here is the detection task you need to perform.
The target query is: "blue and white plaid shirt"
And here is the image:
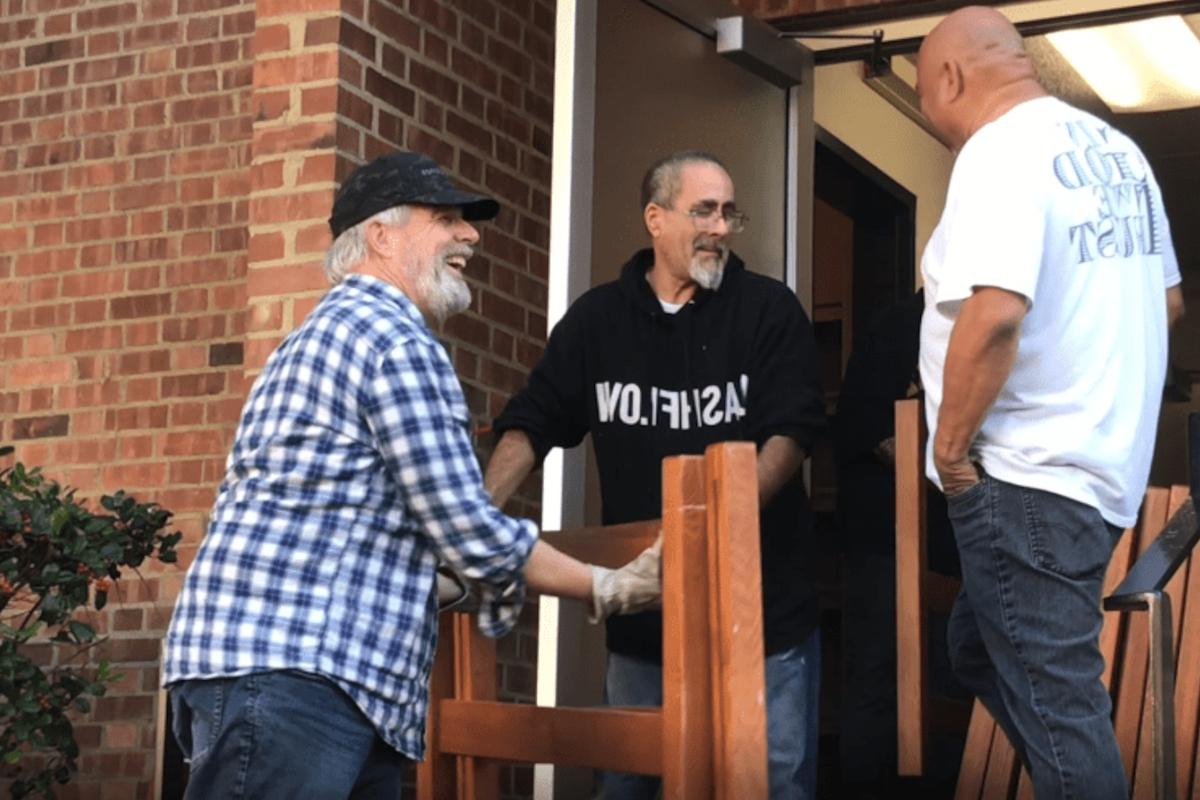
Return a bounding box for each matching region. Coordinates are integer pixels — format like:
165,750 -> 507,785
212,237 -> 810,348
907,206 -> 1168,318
164,274 -> 537,759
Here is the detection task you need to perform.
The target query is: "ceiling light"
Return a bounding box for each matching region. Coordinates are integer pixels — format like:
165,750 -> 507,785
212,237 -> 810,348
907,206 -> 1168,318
1046,15 -> 1200,112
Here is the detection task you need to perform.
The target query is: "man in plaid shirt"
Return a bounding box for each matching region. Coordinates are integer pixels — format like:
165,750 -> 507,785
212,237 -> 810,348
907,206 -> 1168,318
164,152 -> 662,799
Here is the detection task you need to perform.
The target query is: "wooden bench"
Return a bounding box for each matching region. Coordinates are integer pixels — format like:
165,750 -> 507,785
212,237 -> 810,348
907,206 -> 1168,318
416,441 -> 769,800
896,398 -> 1200,799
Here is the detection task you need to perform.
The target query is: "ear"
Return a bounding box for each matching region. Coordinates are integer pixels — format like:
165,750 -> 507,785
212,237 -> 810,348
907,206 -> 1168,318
364,219 -> 394,258
939,57 -> 965,105
644,204 -> 662,238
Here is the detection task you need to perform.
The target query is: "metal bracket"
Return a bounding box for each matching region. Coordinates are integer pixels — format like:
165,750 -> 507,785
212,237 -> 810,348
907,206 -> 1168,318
716,15 -> 810,87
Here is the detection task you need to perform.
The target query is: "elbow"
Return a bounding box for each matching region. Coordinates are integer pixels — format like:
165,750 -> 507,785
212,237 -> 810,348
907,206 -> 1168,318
1167,288 -> 1185,330
988,297 -> 1027,340
967,287 -> 1026,344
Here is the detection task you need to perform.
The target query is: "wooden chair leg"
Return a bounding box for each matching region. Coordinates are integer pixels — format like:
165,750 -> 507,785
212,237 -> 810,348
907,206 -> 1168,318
1131,487 -> 1192,800
705,442 -> 767,800
954,700 -> 994,800
895,398 -> 929,776
661,455 -> 713,799
1115,488 -> 1171,787
417,614 -> 458,800
451,613 -> 499,800
1172,532 -> 1200,800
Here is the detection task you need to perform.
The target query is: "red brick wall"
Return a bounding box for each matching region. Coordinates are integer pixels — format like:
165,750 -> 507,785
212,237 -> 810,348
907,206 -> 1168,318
1,0 -> 254,794
0,0 -> 554,796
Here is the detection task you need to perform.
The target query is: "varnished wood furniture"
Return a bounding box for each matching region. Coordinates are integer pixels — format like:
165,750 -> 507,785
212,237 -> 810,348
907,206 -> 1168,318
416,441 -> 769,800
894,397 -> 963,777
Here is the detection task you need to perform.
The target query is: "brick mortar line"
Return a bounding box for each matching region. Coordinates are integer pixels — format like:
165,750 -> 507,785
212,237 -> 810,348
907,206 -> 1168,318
3,209 -> 251,224
0,60 -> 256,100
3,314 -> 248,330
343,3 -> 542,61
337,47 -> 554,128
0,175 -> 255,196
330,110 -> 550,196
2,270 -> 246,284
4,42 -> 255,73
0,132 -> 256,155
397,116 -> 552,193
2,337 -> 234,351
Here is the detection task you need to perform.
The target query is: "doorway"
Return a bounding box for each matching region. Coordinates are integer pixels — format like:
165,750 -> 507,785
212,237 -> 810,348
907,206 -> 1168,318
807,132 -> 933,799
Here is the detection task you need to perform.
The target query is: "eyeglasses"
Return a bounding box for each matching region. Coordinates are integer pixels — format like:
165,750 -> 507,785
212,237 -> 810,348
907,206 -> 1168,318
671,204 -> 748,234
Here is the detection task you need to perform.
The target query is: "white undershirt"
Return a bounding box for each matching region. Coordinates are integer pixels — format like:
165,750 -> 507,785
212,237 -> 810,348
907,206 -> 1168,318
647,272 -> 684,314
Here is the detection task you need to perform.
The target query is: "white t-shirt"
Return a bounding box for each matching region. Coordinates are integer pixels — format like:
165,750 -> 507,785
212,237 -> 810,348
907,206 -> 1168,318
919,96 -> 1182,528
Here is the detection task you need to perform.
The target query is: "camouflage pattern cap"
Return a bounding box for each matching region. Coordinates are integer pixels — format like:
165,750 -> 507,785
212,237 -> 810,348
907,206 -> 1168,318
328,151 -> 499,237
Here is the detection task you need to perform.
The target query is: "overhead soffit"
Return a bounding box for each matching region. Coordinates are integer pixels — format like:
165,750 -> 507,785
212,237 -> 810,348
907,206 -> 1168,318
762,0 -> 1200,272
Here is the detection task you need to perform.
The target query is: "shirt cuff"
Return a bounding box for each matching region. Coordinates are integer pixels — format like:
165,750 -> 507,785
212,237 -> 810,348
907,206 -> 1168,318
474,517 -> 537,638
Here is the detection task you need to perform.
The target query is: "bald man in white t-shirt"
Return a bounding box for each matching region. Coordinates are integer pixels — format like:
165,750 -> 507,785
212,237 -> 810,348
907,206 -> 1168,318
915,7 -> 1184,798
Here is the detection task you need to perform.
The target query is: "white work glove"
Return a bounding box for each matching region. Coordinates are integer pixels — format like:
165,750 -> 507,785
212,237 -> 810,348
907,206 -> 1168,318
589,534 -> 663,623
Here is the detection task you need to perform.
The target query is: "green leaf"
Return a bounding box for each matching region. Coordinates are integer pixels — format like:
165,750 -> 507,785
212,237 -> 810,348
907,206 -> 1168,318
50,506 -> 70,535
4,748 -> 19,764
94,590 -> 107,611
66,621 -> 94,643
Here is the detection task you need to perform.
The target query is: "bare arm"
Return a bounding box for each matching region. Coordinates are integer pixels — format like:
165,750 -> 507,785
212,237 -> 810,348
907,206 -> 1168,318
933,286 -> 1027,494
1168,285 -> 1185,330
523,540 -> 593,603
484,429 -> 537,508
757,434 -> 806,506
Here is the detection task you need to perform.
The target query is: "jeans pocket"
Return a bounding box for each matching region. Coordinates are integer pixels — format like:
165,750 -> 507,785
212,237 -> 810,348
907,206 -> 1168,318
1021,487 -> 1115,580
945,474 -> 988,517
176,678 -> 228,768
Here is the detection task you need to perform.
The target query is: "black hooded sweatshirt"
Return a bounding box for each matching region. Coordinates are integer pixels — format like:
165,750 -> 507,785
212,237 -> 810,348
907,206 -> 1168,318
495,249 -> 826,661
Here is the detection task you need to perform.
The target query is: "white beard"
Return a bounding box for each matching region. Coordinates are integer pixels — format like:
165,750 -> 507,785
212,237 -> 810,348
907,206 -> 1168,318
410,251 -> 470,323
418,256 -> 472,322
689,249 -> 728,290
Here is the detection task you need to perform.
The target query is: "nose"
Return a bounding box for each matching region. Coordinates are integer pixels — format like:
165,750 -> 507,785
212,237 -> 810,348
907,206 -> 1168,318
708,214 -> 731,238
458,219 -> 480,245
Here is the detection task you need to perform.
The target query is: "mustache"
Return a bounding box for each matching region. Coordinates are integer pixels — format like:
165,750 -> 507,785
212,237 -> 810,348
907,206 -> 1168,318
442,246 -> 474,262
692,237 -> 728,257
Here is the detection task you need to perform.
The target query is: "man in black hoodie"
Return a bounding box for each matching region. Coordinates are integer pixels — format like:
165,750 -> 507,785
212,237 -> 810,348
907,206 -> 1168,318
485,151 -> 826,799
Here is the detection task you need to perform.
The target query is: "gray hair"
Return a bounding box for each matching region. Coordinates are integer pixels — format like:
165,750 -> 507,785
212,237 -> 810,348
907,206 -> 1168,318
639,150 -> 728,210
323,205 -> 410,284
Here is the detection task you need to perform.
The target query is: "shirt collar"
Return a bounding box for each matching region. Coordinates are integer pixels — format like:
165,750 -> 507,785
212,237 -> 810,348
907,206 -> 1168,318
340,273 -> 429,329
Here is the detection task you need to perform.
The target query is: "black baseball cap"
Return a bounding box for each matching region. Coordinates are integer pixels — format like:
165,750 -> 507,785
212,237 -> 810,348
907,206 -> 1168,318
328,151 -> 499,238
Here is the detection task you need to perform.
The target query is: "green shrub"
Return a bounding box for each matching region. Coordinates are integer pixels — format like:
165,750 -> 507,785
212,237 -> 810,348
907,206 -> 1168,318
0,461 -> 181,798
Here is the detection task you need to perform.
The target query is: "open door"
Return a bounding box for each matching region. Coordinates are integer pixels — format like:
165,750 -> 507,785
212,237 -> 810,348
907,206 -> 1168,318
539,1 -> 815,797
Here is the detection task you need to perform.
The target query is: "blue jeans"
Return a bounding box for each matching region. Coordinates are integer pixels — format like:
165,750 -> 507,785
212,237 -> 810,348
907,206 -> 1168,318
945,473 -> 1126,799
601,627 -> 820,799
169,670 -> 407,799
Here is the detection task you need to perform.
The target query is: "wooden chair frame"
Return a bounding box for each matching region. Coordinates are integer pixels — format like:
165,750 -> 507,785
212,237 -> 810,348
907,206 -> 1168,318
416,442 -> 769,800
896,399 -> 1200,800
894,397 -> 963,777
